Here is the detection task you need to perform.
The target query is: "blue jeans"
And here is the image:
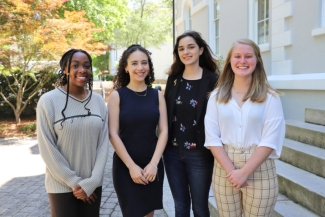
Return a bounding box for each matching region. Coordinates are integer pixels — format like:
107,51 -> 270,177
163,146 -> 213,217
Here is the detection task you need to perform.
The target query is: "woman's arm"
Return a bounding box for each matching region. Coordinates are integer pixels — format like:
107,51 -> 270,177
107,91 -> 148,185
144,90 -> 168,181
227,95 -> 285,188
77,100 -> 110,197
226,147 -> 273,188
37,98 -> 82,189
204,92 -> 248,187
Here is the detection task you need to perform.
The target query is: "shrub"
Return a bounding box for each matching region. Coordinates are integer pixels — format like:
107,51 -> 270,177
105,74 -> 114,81
20,123 -> 36,133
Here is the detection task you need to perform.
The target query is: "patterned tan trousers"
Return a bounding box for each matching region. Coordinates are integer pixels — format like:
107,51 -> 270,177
212,145 -> 278,217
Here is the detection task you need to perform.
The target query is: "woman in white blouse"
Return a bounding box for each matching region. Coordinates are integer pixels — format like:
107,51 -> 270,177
204,39 -> 285,217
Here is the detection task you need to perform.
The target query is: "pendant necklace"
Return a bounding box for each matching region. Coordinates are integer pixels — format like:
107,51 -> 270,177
133,88 -> 147,97
233,86 -> 247,94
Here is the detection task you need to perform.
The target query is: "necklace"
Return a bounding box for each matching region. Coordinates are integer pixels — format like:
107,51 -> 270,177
133,88 -> 147,97
233,86 -> 247,94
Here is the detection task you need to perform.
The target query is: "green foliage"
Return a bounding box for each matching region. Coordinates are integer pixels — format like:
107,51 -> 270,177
0,70 -> 57,118
217,55 -> 225,72
105,74 -> 114,81
19,123 -> 36,133
92,51 -> 110,72
113,0 -> 172,48
64,0 -> 129,41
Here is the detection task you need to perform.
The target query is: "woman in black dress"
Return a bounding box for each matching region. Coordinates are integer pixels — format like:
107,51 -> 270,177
107,44 -> 168,217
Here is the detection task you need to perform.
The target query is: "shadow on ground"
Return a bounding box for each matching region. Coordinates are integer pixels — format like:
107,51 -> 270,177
0,174 -> 50,216
30,144 -> 40,155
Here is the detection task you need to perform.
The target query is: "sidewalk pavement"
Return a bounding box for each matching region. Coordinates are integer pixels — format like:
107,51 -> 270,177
0,138 -> 216,217
0,138 -> 170,217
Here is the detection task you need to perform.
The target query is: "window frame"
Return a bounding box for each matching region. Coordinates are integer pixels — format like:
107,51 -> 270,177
257,0 -> 269,45
214,0 -> 220,55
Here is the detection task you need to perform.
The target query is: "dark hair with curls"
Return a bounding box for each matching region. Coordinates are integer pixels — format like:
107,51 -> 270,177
54,49 -> 93,127
168,30 -> 220,76
113,44 -> 155,89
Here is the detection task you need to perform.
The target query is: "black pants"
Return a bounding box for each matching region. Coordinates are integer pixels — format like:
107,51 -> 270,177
48,186 -> 102,217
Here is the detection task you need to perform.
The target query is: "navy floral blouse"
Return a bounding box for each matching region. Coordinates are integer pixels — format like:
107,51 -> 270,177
171,78 -> 201,149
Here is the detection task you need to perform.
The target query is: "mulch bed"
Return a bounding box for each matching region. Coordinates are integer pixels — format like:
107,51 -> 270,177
0,115 -> 37,138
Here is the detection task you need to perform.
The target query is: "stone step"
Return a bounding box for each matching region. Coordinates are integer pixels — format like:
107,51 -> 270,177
280,138 -> 325,178
275,160 -> 325,216
305,107 -> 325,126
285,119 -> 325,149
208,193 -> 319,217
273,194 -> 320,217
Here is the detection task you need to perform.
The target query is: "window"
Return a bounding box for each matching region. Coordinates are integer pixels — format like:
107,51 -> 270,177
214,0 -> 220,54
257,0 -> 269,44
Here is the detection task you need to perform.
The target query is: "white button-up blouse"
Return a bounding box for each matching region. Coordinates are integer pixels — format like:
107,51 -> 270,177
204,89 -> 285,158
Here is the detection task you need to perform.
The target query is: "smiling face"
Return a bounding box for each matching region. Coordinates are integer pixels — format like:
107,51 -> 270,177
125,50 -> 149,83
230,43 -> 257,79
177,36 -> 203,67
65,51 -> 91,89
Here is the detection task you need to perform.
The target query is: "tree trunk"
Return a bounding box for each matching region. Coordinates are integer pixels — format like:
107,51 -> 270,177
14,110 -> 21,124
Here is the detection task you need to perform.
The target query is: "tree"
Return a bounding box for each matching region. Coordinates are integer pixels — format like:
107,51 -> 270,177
112,0 -> 173,48
0,0 -> 108,123
64,0 -> 129,41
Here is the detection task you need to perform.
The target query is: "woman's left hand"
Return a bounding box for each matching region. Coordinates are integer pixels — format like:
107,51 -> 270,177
73,184 -> 88,201
226,169 -> 249,188
144,163 -> 157,182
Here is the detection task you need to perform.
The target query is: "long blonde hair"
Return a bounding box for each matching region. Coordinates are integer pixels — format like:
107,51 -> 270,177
215,38 -> 281,103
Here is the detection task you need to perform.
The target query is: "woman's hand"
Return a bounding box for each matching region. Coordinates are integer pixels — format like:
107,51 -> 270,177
73,185 -> 98,204
129,164 -> 148,185
226,169 -> 249,188
144,163 -> 157,182
73,185 -> 87,201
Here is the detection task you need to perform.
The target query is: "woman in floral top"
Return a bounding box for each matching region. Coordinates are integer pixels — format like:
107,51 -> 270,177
163,30 -> 219,217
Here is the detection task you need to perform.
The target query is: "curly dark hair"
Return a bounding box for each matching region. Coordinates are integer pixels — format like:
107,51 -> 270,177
168,30 -> 220,76
113,44 -> 155,89
54,49 -> 93,127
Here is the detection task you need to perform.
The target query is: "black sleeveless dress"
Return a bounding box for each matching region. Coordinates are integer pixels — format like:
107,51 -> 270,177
112,87 -> 164,217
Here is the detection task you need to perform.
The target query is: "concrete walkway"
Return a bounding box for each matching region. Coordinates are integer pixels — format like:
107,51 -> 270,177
0,138 -> 171,217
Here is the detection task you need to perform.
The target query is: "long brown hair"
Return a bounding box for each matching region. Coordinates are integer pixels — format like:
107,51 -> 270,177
215,38 -> 281,103
168,30 -> 219,76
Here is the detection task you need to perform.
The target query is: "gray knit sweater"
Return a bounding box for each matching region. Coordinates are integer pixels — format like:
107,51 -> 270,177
36,87 -> 109,196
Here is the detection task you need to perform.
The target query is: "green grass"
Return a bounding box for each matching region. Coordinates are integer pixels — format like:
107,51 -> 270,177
19,123 -> 36,133
0,124 -> 6,131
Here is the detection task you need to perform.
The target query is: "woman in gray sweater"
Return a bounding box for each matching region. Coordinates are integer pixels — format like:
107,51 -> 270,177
37,49 -> 109,217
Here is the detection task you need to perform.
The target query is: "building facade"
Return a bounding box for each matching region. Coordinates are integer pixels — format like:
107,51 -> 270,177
174,0 -> 325,120
109,43 -> 173,81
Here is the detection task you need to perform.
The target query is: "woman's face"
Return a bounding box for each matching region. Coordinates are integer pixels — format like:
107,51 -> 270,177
125,50 -> 149,83
65,52 -> 91,88
230,43 -> 257,79
177,36 -> 203,67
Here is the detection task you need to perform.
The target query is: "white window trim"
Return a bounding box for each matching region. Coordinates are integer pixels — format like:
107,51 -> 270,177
320,0 -> 325,28
214,0 -> 220,55
208,0 -> 216,53
268,73 -> 325,90
249,0 -> 270,52
311,0 -> 325,36
257,0 -> 270,46
183,3 -> 191,30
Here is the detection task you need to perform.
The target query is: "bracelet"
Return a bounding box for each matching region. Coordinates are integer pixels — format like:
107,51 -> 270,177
149,163 -> 158,170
